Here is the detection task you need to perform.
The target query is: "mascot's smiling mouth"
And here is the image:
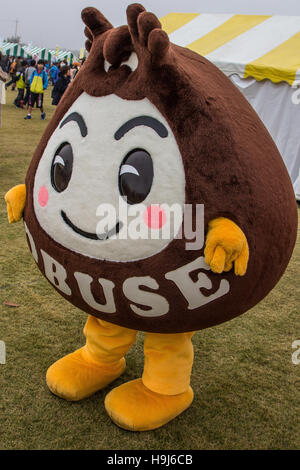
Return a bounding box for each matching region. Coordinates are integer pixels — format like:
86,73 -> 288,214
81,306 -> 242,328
61,211 -> 122,241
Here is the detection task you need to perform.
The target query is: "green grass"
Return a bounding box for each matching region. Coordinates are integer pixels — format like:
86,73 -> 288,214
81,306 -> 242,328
0,89 -> 299,450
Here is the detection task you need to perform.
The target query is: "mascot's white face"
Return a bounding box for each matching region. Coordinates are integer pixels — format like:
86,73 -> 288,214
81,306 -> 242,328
33,93 -> 185,262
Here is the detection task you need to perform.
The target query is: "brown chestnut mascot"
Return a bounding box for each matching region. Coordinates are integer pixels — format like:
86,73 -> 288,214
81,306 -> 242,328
5,4 -> 298,431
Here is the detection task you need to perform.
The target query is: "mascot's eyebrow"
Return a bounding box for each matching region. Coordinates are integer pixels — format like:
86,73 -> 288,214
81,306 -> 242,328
114,116 -> 168,141
60,112 -> 88,138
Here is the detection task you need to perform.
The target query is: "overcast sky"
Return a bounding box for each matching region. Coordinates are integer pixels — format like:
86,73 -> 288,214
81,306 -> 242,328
1,0 -> 300,50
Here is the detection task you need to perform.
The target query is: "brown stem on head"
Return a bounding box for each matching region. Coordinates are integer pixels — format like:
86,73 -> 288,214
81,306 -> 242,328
103,26 -> 133,66
126,3 -> 146,39
148,29 -> 171,63
137,11 -> 161,45
84,26 -> 93,52
81,7 -> 113,38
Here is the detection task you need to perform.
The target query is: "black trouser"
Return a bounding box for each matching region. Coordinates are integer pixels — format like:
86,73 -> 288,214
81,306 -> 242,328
5,76 -> 17,89
23,86 -> 31,105
5,78 -> 16,88
14,89 -> 25,107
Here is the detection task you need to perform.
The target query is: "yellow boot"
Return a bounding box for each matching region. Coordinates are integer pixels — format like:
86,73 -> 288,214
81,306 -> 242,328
46,316 -> 137,401
105,332 -> 195,431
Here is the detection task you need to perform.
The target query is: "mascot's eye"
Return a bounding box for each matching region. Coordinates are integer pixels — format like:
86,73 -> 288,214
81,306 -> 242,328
119,149 -> 153,205
51,143 -> 73,193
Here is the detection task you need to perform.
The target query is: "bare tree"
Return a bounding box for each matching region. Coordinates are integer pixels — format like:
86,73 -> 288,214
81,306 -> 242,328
5,35 -> 21,44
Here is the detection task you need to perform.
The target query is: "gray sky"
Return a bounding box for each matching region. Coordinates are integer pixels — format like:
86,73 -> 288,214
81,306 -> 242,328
1,0 -> 300,50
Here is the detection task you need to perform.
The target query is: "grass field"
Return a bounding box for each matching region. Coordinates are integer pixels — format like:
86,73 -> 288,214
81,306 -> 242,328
0,88 -> 299,450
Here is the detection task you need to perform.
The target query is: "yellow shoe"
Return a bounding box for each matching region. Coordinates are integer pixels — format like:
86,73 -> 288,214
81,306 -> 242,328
105,379 -> 194,431
46,347 -> 126,401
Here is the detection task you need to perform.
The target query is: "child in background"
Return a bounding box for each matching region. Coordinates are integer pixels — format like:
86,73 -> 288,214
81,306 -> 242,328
14,60 -> 28,108
50,62 -> 59,86
5,57 -> 18,90
24,60 -> 36,106
25,59 -> 48,120
51,65 -> 71,106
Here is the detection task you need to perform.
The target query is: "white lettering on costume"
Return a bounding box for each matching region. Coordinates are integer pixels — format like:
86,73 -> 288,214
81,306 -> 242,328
123,276 -> 169,317
74,272 -> 116,314
40,250 -> 72,296
29,234 -> 230,316
24,222 -> 38,263
165,256 -> 230,309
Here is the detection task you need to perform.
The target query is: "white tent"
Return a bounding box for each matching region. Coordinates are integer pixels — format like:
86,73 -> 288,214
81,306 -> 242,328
161,13 -> 300,199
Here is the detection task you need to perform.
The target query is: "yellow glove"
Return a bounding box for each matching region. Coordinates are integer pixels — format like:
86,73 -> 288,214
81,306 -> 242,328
5,185 -> 26,224
204,217 -> 249,276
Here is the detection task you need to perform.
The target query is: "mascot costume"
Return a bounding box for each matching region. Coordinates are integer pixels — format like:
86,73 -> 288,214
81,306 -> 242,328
5,4 -> 298,431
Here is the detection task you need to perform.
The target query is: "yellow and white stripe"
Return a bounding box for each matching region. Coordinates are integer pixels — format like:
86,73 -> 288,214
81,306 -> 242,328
160,13 -> 300,86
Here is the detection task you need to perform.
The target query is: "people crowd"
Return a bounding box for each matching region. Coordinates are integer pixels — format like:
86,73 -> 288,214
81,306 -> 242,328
0,54 -> 85,123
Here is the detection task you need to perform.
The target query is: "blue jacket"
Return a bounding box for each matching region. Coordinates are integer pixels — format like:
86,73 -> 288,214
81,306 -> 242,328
50,65 -> 59,84
30,69 -> 48,90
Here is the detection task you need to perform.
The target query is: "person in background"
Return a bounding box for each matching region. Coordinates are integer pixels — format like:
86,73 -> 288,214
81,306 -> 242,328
72,59 -> 85,81
70,62 -> 79,81
24,60 -> 36,106
51,65 -> 71,106
14,60 -> 28,108
1,54 -> 10,73
0,51 -> 8,128
12,57 -> 22,90
50,62 -> 59,86
5,57 -> 18,90
25,59 -> 48,120
15,57 -> 23,72
4,55 -> 10,73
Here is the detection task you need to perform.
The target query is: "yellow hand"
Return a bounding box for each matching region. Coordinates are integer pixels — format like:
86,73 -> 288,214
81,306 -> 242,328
5,185 -> 26,224
204,217 -> 249,276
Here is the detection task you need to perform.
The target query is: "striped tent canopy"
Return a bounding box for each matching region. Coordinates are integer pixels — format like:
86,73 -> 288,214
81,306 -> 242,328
0,42 -> 25,57
48,49 -> 73,62
24,45 -> 46,58
160,13 -> 300,86
0,40 -> 77,63
0,41 -> 45,58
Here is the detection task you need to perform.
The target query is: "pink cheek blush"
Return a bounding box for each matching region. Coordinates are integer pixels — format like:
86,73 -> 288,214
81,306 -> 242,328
143,205 -> 167,229
38,186 -> 49,207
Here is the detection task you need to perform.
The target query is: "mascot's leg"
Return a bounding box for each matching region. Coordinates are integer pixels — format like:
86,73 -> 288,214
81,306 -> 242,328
46,316 -> 137,401
105,332 -> 195,431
